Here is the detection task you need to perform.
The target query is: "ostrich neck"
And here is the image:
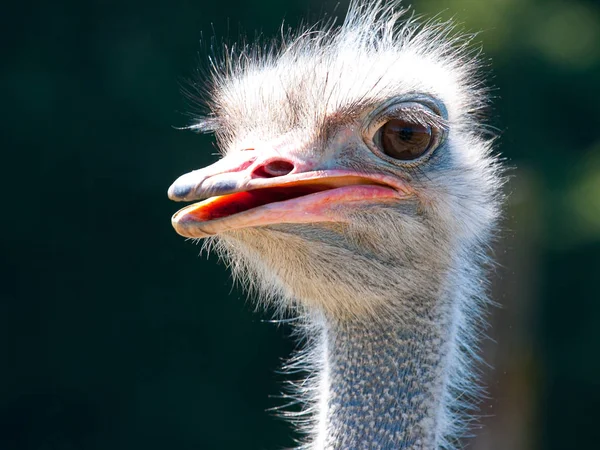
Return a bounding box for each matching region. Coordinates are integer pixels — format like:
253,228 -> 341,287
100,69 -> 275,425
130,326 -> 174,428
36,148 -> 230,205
313,305 -> 454,449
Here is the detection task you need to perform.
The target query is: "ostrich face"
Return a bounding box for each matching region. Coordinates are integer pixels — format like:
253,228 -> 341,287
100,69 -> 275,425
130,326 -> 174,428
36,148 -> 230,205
168,9 -> 500,317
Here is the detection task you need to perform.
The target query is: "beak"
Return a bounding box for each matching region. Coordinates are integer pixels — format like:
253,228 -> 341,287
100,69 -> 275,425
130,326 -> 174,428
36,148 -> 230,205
168,152 -> 411,239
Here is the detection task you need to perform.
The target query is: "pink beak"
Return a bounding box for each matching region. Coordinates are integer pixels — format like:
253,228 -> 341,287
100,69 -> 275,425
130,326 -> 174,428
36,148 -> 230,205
168,151 -> 410,239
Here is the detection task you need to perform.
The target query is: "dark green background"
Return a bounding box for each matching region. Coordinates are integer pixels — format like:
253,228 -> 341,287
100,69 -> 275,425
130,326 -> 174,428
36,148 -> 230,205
2,0 -> 599,448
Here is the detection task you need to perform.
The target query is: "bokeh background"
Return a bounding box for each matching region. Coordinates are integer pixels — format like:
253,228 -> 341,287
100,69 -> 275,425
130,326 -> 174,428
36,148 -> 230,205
2,0 -> 599,448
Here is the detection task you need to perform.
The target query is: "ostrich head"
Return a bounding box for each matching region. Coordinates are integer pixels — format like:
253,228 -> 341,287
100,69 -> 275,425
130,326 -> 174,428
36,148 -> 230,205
169,1 -> 502,448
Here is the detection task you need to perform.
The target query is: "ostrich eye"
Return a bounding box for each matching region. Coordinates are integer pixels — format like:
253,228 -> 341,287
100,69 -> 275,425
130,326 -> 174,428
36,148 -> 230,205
378,119 -> 433,161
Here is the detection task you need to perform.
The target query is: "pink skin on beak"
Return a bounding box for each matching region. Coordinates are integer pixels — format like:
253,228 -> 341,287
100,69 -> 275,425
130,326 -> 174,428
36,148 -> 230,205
168,151 -> 412,239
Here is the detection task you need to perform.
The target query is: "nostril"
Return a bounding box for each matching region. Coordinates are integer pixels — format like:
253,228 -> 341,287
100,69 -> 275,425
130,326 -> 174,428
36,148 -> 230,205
252,160 -> 295,178
265,160 -> 295,176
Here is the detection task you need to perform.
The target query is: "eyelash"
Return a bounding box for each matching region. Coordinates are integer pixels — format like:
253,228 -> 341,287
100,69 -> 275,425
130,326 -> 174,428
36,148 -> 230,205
371,106 -> 447,132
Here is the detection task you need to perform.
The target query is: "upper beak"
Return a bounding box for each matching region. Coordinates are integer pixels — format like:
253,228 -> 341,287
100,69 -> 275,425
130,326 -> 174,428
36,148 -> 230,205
168,152 -> 262,203
168,152 -> 410,239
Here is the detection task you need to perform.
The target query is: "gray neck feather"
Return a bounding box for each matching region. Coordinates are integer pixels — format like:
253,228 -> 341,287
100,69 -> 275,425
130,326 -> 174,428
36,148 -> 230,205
312,307 -> 453,449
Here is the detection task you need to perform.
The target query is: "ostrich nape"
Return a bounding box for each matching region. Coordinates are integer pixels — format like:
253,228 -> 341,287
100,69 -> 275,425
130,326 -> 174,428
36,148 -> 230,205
168,1 -> 503,448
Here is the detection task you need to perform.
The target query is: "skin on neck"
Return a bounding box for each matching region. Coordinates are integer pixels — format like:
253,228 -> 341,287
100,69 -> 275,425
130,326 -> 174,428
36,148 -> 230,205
315,312 -> 449,450
310,303 -> 454,450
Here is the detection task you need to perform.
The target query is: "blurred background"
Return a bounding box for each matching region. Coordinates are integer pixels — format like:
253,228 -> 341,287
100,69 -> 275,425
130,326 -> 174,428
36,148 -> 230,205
2,0 -> 599,448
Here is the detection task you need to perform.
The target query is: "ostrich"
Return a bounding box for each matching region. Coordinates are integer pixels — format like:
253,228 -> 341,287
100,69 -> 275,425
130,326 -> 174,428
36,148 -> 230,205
168,1 -> 503,448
